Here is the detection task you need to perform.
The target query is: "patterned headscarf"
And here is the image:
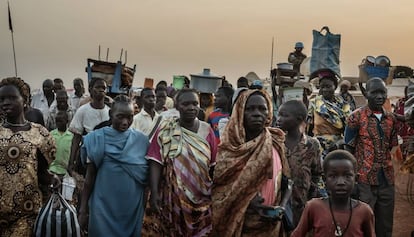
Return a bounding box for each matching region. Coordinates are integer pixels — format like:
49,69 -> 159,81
213,89 -> 290,236
222,89 -> 273,144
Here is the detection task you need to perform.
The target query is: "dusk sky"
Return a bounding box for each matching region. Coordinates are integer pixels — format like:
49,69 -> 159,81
0,0 -> 413,89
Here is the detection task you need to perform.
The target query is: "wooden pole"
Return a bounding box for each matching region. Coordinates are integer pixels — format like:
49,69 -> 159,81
11,31 -> 17,77
8,1 -> 17,77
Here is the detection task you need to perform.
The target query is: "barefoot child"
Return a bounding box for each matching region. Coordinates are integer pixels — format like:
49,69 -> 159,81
291,150 -> 375,237
78,95 -> 149,236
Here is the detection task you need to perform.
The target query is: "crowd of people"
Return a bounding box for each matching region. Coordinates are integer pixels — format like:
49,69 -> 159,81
0,69 -> 412,237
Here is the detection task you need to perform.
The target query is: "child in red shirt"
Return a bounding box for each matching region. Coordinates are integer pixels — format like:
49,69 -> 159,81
291,150 -> 375,237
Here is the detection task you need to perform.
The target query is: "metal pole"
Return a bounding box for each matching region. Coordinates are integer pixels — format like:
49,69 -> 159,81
270,36 -> 274,72
119,48 -> 123,62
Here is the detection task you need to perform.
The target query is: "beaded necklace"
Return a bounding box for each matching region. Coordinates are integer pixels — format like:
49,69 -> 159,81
328,198 -> 353,237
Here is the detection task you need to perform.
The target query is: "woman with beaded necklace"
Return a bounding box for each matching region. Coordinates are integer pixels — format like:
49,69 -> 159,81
0,77 -> 58,236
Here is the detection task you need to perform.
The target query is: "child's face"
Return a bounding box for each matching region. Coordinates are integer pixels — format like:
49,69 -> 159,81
340,85 -> 349,94
56,94 -> 69,111
55,114 -> 68,132
276,105 -> 301,132
366,80 -> 387,111
325,159 -> 355,199
111,103 -> 134,132
214,89 -> 229,109
200,93 -> 212,108
142,90 -> 156,110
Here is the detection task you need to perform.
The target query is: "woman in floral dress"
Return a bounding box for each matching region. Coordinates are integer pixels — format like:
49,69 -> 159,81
0,77 -> 57,236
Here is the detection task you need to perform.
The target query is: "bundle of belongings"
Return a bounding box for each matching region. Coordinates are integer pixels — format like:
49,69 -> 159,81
359,55 -> 394,85
88,59 -> 134,89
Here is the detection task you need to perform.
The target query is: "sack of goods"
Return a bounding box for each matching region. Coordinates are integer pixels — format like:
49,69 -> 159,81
33,191 -> 81,237
310,26 -> 341,77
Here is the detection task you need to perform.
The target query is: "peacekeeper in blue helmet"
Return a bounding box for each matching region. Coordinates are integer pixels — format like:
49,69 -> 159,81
288,42 -> 307,74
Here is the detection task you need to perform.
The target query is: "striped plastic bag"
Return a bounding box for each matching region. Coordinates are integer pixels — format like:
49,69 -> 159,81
33,191 -> 81,237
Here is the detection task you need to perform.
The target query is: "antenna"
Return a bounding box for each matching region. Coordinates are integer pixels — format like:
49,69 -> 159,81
119,48 -> 124,62
270,37 -> 274,72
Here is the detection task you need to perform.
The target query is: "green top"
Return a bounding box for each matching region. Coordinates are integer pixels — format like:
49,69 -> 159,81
48,129 -> 73,175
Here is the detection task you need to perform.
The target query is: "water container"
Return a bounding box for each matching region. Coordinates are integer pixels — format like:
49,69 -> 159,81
173,75 -> 185,89
190,68 -> 223,93
62,174 -> 76,201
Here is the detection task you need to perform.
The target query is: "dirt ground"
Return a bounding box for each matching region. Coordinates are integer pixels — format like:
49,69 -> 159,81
393,161 -> 414,237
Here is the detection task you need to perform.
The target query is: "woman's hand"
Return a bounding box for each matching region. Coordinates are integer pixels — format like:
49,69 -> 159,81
78,212 -> 88,236
49,173 -> 62,191
248,193 -> 265,211
150,192 -> 161,214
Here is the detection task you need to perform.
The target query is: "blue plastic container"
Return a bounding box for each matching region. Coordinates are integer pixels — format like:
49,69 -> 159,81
364,66 -> 389,80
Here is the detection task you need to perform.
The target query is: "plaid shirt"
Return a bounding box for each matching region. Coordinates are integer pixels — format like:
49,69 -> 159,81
345,106 -> 398,185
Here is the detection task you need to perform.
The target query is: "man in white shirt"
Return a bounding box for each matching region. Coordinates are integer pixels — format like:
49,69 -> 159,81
68,78 -> 110,175
69,78 -> 88,114
132,87 -> 161,139
31,79 -> 55,125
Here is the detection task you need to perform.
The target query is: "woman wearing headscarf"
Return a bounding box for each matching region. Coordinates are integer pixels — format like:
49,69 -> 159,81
307,68 -> 351,155
212,89 -> 290,236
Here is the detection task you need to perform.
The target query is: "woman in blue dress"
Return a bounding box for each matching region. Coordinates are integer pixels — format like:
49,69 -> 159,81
78,95 -> 149,236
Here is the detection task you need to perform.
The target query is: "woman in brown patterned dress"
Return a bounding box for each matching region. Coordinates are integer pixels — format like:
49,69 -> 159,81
0,77 -> 57,236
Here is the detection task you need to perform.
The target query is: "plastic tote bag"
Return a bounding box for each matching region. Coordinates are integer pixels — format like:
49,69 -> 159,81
310,26 -> 341,76
33,191 -> 81,237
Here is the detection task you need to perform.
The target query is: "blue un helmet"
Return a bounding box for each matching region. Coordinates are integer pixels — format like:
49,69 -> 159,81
295,42 -> 304,48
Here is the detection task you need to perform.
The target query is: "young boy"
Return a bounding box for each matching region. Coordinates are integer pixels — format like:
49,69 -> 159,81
276,100 -> 322,227
291,150 -> 375,237
48,90 -> 74,131
49,111 -> 73,175
78,95 -> 149,237
345,77 -> 398,237
208,86 -> 234,143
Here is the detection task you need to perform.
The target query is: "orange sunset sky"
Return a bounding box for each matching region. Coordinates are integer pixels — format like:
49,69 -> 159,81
0,0 -> 413,89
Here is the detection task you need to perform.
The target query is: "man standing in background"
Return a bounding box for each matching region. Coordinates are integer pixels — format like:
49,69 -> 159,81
345,77 -> 398,237
132,87 -> 161,140
53,78 -> 65,92
31,79 -> 55,126
70,78 -> 87,113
